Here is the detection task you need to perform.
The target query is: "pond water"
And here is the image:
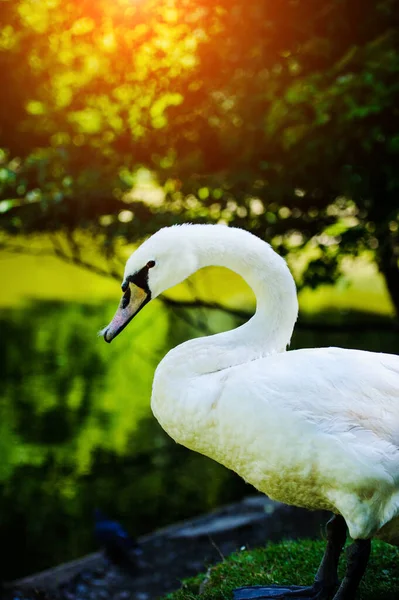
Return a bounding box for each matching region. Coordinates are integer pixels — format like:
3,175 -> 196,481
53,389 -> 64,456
0,299 -> 398,580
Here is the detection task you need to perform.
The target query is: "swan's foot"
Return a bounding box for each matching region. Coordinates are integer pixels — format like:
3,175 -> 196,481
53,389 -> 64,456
233,519 -> 371,600
233,583 -> 335,599
234,515 -> 347,600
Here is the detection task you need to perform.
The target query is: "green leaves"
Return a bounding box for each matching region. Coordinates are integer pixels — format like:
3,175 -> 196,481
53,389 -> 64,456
1,0 -> 399,311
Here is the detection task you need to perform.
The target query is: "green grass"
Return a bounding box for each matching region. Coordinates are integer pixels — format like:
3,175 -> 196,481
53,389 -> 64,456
165,540 -> 399,600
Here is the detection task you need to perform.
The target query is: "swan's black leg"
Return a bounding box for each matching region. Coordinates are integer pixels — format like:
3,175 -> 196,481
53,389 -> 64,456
313,515 -> 347,591
332,538 -> 371,600
233,514 -> 347,600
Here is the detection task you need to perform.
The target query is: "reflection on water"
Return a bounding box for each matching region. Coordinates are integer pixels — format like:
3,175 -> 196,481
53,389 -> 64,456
0,300 -> 249,580
0,301 -> 398,579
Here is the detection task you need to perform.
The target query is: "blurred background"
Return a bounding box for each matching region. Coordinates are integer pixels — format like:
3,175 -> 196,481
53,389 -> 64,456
0,0 -> 398,582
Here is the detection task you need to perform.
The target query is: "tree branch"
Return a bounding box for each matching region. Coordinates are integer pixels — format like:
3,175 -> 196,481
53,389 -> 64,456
1,241 -> 397,333
0,241 -> 122,281
159,296 -> 399,333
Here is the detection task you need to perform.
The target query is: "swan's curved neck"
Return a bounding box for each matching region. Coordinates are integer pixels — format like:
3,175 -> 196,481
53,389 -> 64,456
160,227 -> 298,376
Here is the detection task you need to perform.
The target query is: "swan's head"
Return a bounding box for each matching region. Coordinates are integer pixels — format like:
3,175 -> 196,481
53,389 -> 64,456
102,226 -> 199,342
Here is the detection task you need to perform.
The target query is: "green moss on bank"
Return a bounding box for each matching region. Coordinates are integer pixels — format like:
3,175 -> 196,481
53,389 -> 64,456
165,540 -> 399,600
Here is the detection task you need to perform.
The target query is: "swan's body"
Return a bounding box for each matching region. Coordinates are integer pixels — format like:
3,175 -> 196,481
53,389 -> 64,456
154,345 -> 399,542
103,224 -> 399,599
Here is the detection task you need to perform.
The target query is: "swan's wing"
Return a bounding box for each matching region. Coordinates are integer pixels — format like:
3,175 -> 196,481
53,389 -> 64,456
229,347 -> 399,445
211,348 -> 399,535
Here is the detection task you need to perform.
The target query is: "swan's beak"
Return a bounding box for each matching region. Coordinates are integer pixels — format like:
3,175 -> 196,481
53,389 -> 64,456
103,283 -> 150,343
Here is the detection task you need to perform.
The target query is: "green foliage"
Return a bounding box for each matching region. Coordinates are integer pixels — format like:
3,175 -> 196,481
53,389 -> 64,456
165,540 -> 399,600
0,0 -> 398,312
0,297 -> 253,579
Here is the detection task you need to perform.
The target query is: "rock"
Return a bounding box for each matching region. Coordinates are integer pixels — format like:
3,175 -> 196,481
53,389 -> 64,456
170,512 -> 265,538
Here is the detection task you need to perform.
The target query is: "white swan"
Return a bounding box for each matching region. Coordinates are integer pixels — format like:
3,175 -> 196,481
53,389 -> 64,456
103,224 -> 399,600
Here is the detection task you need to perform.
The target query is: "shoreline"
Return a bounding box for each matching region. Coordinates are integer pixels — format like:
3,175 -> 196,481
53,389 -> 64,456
5,496 -> 328,600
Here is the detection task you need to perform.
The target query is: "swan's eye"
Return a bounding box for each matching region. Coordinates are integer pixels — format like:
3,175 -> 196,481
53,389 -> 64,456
122,286 -> 131,309
147,260 -> 156,269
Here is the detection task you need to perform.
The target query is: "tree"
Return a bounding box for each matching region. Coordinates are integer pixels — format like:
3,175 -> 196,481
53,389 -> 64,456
0,0 -> 398,313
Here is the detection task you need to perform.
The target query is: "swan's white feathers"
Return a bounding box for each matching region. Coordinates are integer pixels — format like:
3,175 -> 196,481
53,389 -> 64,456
120,224 -> 399,544
154,348 -> 399,540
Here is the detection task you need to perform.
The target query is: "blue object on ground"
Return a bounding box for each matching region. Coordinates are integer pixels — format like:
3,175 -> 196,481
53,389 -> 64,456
94,509 -> 142,572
